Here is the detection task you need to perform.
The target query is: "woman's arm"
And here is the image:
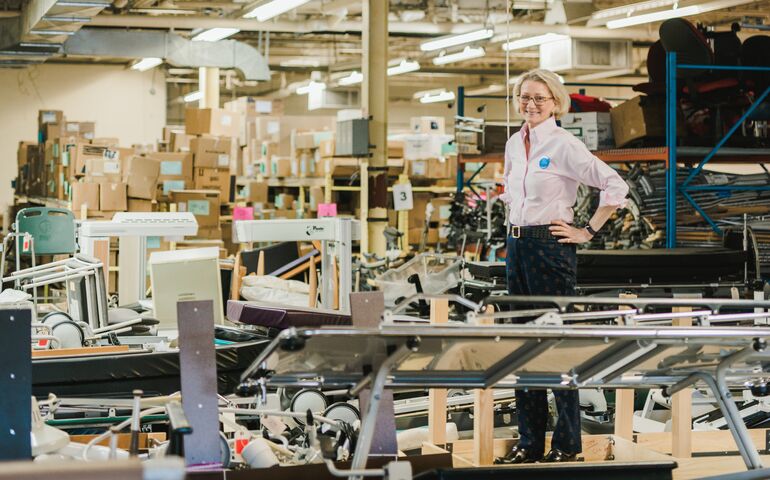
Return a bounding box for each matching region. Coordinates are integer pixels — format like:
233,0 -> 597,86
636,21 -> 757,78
549,205 -> 617,244
549,138 -> 629,244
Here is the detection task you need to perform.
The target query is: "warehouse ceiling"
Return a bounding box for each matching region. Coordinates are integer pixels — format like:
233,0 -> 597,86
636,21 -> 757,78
2,0 -> 770,99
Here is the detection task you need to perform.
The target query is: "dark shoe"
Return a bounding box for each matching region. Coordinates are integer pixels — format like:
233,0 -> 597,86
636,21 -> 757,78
495,446 -> 543,464
543,448 -> 578,463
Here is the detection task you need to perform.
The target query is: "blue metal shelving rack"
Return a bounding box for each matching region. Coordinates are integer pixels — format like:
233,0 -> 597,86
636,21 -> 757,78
665,52 -> 770,248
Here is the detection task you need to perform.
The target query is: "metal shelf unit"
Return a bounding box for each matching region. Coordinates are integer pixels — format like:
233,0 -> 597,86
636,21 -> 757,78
665,52 -> 770,247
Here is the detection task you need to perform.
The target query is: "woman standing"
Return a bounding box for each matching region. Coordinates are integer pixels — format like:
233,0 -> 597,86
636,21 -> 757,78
496,69 -> 629,464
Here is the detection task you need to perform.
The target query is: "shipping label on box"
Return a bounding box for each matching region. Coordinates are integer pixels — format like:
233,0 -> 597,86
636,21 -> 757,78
170,190 -> 220,227
188,199 -> 210,215
162,180 -> 187,196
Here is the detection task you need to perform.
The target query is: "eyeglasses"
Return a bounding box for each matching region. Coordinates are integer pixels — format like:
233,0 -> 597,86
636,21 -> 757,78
518,95 -> 553,106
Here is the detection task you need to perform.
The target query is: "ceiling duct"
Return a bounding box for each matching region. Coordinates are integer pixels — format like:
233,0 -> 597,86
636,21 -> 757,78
62,28 -> 271,81
0,0 -> 108,67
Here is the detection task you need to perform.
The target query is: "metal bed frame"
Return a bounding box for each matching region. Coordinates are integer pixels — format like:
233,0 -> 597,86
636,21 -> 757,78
241,321 -> 770,477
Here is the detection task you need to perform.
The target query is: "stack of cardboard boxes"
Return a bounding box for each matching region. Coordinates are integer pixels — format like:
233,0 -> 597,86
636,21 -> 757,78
397,116 -> 456,180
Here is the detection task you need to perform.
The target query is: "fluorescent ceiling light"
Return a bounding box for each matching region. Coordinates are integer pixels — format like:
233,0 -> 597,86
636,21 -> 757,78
183,91 -> 203,103
433,46 -> 486,65
280,58 -> 322,67
466,84 -> 505,96
420,28 -> 494,52
387,59 -> 420,76
606,5 -> 700,28
413,88 -> 447,99
29,29 -> 75,36
607,0 -> 754,28
575,68 -> 636,81
244,0 -> 311,21
591,0 -> 677,22
296,81 -> 326,95
502,33 -> 568,51
131,57 -> 163,71
419,90 -> 456,104
192,28 -> 239,42
338,71 -> 363,86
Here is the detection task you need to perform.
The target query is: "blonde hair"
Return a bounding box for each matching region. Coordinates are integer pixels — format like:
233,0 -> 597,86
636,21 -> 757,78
512,69 -> 570,119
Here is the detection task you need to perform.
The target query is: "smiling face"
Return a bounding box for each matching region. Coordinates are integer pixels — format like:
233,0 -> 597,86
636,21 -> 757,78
518,79 -> 557,129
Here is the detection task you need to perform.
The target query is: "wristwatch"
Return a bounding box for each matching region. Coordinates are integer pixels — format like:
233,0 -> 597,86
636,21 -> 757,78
585,224 -> 598,236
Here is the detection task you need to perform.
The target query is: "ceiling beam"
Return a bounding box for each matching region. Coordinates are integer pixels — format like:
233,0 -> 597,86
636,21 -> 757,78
87,15 -> 660,41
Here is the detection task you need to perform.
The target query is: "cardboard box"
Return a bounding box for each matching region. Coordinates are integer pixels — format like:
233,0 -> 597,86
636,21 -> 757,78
90,138 -> 120,147
275,193 -> 295,210
163,125 -> 185,143
42,123 -> 62,142
408,227 -> 438,245
561,112 -> 613,151
71,182 -> 100,215
308,186 -> 323,211
100,182 -> 127,211
294,132 -> 316,149
272,157 -> 292,177
64,121 -> 95,140
55,165 -> 67,200
17,141 -> 36,167
39,110 -> 63,128
149,152 -> 194,179
124,155 -> 160,200
410,116 -> 446,134
170,190 -> 221,227
252,116 -> 281,142
610,96 -> 683,148
194,167 -> 232,202
84,157 -> 123,183
127,198 -> 157,212
191,136 -> 232,169
261,141 -> 278,163
170,132 -> 194,152
195,226 -> 223,240
72,144 -> 131,177
185,108 -> 240,137
244,180 -> 268,203
159,179 -> 192,198
319,139 -> 335,158
273,209 -> 297,219
387,140 -> 404,158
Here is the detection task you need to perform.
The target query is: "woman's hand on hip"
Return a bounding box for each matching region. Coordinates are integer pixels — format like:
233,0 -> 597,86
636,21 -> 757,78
549,220 -> 592,244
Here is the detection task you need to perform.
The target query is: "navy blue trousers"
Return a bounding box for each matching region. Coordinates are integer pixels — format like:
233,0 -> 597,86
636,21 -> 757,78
505,233 -> 582,455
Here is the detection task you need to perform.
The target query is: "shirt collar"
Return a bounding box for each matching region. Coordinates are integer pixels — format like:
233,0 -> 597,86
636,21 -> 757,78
522,116 -> 558,142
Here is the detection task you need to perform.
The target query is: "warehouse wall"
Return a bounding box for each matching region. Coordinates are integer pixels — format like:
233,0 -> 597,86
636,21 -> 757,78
0,63 -> 166,210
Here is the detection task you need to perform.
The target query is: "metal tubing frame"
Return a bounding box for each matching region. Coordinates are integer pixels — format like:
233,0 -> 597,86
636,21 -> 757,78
666,346 -> 765,469
666,51 -> 677,248
350,343 -> 413,477
665,52 -> 770,243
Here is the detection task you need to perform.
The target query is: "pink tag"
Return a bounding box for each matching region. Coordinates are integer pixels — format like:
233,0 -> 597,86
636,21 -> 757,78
317,203 -> 337,217
23,237 -> 30,253
233,206 -> 254,221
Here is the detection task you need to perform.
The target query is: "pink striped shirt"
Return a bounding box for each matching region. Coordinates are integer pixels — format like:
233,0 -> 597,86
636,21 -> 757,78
500,116 -> 629,226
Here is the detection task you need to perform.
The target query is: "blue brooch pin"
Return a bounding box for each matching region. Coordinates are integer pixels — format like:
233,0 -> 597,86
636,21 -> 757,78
539,156 -> 551,169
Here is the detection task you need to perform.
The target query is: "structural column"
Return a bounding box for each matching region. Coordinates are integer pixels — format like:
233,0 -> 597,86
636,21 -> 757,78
199,67 -> 220,109
361,0 -> 388,256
